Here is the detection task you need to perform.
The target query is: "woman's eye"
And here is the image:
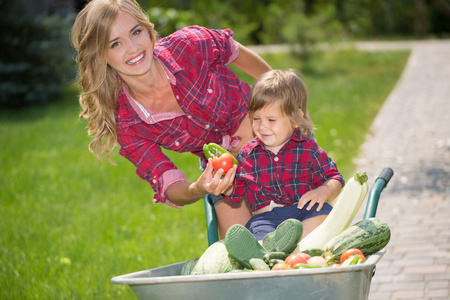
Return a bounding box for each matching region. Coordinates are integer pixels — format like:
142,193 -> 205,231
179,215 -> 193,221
269,119 -> 276,123
110,41 -> 120,49
132,29 -> 142,36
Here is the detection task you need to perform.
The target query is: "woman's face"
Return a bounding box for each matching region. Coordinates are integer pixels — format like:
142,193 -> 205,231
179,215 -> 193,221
107,10 -> 153,79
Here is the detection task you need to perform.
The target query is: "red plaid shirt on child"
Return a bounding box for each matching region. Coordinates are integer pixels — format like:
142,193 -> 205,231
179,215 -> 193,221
116,26 -> 250,207
224,130 -> 345,212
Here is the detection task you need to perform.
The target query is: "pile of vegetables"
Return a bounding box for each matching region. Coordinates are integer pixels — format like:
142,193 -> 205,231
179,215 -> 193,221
180,171 -> 391,275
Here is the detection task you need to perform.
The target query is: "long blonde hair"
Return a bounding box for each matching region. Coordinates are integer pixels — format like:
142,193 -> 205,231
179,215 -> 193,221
71,0 -> 158,162
249,69 -> 314,137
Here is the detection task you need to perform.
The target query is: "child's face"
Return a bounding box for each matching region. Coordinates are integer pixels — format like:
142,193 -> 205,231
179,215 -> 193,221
251,103 -> 297,154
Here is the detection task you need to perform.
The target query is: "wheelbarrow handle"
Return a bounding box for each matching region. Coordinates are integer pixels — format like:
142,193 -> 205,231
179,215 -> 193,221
363,167 -> 394,219
204,194 -> 219,246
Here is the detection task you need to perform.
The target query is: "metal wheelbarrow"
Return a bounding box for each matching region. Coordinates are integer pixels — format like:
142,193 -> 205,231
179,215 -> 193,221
111,168 -> 393,300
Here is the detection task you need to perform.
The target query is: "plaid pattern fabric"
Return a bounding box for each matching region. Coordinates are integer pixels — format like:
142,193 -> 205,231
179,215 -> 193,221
225,130 -> 345,212
116,26 -> 250,204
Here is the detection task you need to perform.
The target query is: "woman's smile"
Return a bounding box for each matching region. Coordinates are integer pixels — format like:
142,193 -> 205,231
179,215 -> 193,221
126,52 -> 145,65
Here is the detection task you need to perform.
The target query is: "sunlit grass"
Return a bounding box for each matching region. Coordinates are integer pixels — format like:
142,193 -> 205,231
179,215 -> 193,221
0,49 -> 409,299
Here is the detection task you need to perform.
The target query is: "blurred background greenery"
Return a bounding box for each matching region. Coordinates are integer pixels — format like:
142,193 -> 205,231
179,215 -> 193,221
0,0 -> 447,299
1,0 -> 449,108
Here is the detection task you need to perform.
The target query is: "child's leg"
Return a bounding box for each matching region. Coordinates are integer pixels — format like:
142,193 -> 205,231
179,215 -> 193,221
300,214 -> 327,240
277,203 -> 332,241
245,211 -> 281,241
214,198 -> 252,239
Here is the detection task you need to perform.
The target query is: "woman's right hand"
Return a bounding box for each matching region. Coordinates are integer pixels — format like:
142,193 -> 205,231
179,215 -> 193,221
195,158 -> 237,196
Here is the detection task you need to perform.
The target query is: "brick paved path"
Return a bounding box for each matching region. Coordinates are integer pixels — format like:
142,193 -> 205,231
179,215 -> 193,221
353,40 -> 450,300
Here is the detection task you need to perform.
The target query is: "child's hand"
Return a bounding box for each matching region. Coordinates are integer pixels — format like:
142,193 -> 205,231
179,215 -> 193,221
298,179 -> 342,211
297,187 -> 328,211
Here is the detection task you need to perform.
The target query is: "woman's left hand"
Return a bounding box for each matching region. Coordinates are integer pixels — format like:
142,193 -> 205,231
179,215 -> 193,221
198,158 -> 237,196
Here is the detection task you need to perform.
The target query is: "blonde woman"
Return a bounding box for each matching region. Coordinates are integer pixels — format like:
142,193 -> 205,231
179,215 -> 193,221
71,0 -> 272,237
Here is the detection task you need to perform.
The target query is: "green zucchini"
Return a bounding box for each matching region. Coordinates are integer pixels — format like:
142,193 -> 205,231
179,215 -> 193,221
249,258 -> 270,271
323,217 -> 391,264
180,258 -> 199,275
294,171 -> 369,252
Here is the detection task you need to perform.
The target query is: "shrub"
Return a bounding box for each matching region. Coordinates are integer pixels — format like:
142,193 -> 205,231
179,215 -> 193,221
0,7 -> 74,108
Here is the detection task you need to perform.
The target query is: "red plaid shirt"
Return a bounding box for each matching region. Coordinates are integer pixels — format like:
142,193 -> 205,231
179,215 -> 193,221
225,130 -> 345,212
116,26 -> 250,207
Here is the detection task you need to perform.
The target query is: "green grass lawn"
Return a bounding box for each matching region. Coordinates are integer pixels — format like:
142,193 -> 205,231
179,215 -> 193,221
0,49 -> 409,299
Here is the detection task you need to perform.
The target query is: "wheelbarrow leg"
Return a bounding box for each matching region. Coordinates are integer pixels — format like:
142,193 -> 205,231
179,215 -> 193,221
204,194 -> 219,246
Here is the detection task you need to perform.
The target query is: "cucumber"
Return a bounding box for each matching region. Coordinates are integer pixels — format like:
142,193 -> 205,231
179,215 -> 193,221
323,217 -> 391,264
301,248 -> 323,257
180,258 -> 199,275
263,252 -> 289,263
249,258 -> 270,271
268,259 -> 285,268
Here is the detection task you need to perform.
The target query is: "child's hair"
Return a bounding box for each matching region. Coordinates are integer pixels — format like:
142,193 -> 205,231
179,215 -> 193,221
248,69 -> 314,137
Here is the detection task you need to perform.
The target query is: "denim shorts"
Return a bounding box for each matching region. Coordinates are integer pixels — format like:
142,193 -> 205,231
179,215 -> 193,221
245,202 -> 333,240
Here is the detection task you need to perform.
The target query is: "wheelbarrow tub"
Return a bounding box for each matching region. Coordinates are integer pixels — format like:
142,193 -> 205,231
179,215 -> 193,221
111,249 -> 385,300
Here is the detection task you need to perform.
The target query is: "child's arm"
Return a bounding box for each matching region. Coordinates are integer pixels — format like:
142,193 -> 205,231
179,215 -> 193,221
297,179 -> 342,211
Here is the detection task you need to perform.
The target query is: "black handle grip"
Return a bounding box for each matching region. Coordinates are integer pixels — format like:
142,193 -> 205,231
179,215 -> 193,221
378,167 -> 394,184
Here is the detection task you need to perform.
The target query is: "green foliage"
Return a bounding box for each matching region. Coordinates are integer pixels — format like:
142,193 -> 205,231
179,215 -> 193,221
281,4 -> 344,65
0,7 -> 74,108
141,0 -> 449,44
147,7 -> 196,38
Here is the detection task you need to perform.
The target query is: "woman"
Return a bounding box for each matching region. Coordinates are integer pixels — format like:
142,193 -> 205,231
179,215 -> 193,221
71,0 -> 272,237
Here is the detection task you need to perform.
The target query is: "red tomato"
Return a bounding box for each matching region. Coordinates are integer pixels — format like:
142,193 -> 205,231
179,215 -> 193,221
271,262 -> 292,271
211,153 -> 234,174
307,256 -> 328,265
340,248 -> 366,264
285,253 -> 311,268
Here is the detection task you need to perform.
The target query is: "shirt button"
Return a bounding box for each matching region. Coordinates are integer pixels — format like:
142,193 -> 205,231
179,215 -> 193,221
187,115 -> 193,119
207,89 -> 213,93
205,124 -> 210,129
175,141 -> 180,146
274,157 -> 279,162
152,179 -> 157,184
214,128 -> 219,131
176,95 -> 179,99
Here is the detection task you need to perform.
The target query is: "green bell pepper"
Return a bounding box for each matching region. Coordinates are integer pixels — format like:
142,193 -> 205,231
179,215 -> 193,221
203,143 -> 239,166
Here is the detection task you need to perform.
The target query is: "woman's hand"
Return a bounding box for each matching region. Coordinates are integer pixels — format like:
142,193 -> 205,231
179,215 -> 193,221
194,158 -> 237,196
